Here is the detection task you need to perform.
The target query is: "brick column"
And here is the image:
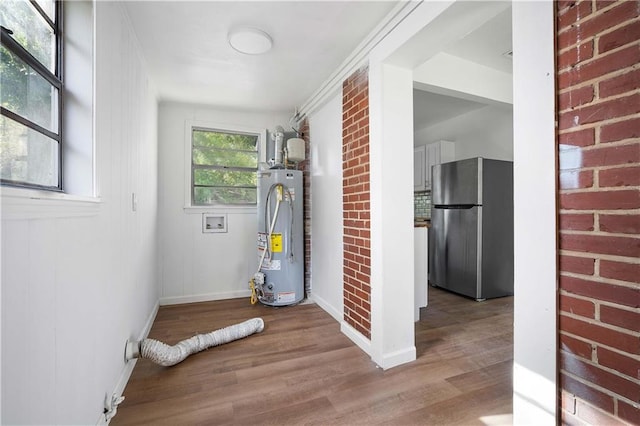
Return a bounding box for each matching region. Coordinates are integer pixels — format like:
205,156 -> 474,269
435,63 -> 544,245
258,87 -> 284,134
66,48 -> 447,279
342,66 -> 372,338
556,1 -> 639,424
298,118 -> 312,295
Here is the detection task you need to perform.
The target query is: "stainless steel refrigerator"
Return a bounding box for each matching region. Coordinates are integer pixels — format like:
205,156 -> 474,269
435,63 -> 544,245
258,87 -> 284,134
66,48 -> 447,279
428,157 -> 513,300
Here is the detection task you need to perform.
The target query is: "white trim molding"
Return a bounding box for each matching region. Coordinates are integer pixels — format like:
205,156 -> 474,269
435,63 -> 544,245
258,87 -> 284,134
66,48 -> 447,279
160,290 -> 252,306
340,321 -> 372,357
297,1 -> 420,117
183,120 -> 266,210
308,293 -> 342,323
98,301 -> 159,425
512,1 -> 557,423
1,187 -> 101,220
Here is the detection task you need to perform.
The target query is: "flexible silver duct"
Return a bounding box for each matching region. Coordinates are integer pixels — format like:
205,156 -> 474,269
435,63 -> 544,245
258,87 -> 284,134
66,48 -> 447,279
126,317 -> 264,367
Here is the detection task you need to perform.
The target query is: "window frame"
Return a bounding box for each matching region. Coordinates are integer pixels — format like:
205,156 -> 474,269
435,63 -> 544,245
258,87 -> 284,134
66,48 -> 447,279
0,0 -> 64,191
183,120 -> 266,210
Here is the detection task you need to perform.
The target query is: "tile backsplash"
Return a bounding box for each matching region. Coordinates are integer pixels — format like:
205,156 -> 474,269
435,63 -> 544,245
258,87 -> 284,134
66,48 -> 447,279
414,191 -> 431,220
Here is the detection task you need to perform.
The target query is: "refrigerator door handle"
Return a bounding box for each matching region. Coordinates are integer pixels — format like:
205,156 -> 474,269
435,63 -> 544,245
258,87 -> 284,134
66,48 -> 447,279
433,204 -> 477,209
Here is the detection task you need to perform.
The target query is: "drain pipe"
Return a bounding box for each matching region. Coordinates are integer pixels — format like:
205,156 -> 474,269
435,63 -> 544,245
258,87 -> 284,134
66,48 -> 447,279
125,317 -> 264,367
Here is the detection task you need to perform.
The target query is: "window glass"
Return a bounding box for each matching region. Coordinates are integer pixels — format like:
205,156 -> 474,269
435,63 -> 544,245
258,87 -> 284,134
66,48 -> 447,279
192,130 -> 258,150
194,186 -> 257,205
192,129 -> 259,205
1,0 -> 61,190
192,145 -> 257,168
1,45 -> 59,133
34,0 -> 55,21
0,0 -> 56,72
0,115 -> 58,187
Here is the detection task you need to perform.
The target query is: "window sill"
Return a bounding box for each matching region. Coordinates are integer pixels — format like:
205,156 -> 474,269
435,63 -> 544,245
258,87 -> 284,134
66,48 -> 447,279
183,205 -> 256,215
1,186 -> 101,220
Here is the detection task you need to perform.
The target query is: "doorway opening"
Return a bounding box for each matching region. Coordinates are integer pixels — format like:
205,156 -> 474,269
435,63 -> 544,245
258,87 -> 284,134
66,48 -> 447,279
411,2 -> 515,420
368,1 -> 557,422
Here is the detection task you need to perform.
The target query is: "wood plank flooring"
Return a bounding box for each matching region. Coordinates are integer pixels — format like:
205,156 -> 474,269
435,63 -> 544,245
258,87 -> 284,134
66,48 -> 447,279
112,287 -> 513,425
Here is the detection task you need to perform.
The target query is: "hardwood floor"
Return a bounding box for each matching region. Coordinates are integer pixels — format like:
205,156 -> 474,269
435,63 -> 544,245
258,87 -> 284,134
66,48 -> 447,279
112,287 -> 513,425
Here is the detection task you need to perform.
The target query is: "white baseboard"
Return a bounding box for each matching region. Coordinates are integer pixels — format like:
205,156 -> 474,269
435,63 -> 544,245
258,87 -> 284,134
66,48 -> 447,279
303,294 -> 372,359
308,293 -> 342,323
339,321 -> 416,370
340,321 -> 372,356
306,295 -> 374,362
159,290 -> 251,306
378,346 -> 417,370
98,301 -> 159,425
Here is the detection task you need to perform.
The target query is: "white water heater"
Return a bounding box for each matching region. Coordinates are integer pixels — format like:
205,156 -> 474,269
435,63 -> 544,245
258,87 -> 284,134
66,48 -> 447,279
254,169 -> 304,306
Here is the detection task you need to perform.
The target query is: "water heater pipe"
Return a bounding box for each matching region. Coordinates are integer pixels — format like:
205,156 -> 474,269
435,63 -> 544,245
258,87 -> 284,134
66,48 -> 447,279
250,183 -> 284,304
273,125 -> 285,166
125,317 -> 264,367
249,182 -> 294,304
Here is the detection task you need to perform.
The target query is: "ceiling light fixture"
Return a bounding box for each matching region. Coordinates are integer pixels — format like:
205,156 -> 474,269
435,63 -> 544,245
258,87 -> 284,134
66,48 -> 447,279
228,27 -> 272,55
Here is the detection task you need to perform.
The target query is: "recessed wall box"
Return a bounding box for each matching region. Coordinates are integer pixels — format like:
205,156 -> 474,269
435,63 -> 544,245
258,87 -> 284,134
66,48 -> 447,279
203,213 -> 227,233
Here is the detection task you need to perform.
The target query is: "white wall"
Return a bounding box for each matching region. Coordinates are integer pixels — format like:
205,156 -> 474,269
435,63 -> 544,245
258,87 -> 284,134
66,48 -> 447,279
414,104 -> 513,161
1,2 -> 159,424
308,91 -> 343,321
157,102 -> 289,304
368,62 -> 417,369
413,52 -> 513,105
512,1 -> 557,422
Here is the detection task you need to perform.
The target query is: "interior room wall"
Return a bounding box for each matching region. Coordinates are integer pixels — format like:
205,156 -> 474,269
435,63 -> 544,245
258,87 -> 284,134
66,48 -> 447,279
308,90 -> 344,321
157,102 -> 289,304
1,2 -> 159,424
414,104 -> 514,161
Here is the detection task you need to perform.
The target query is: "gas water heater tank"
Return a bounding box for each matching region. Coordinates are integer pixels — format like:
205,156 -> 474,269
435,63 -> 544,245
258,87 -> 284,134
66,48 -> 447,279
257,169 -> 304,306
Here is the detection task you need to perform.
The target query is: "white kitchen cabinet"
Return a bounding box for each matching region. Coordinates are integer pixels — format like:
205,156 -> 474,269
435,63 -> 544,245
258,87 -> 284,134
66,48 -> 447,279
425,140 -> 455,190
414,141 -> 455,191
414,226 -> 429,321
413,145 -> 426,191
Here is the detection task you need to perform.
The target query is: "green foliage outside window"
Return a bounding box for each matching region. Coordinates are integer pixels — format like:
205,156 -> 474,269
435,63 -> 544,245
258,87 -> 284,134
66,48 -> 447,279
192,129 -> 258,205
0,0 -> 61,189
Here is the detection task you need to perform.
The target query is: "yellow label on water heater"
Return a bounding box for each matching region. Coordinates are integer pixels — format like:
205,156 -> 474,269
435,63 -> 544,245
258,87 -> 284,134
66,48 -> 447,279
270,233 -> 283,253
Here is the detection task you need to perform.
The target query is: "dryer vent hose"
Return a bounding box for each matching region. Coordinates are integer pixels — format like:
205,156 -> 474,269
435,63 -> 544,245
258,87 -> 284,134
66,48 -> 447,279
126,317 -> 264,367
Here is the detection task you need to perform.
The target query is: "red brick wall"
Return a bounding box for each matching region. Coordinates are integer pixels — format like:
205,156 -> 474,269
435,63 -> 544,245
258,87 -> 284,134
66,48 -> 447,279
557,1 -> 640,424
342,66 -> 372,338
298,118 -> 312,294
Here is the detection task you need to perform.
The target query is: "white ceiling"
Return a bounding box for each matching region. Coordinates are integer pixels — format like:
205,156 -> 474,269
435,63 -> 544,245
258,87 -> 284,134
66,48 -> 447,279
443,6 -> 513,74
413,90 -> 486,131
123,1 -> 512,127
413,4 -> 512,131
123,1 -> 398,113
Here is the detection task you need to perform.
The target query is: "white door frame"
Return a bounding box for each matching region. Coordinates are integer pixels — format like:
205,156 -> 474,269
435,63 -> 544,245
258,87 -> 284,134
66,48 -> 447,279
367,1 -> 557,423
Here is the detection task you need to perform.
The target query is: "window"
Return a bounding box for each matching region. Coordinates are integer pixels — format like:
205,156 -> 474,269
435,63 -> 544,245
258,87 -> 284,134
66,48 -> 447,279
1,0 -> 63,190
191,128 -> 259,205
